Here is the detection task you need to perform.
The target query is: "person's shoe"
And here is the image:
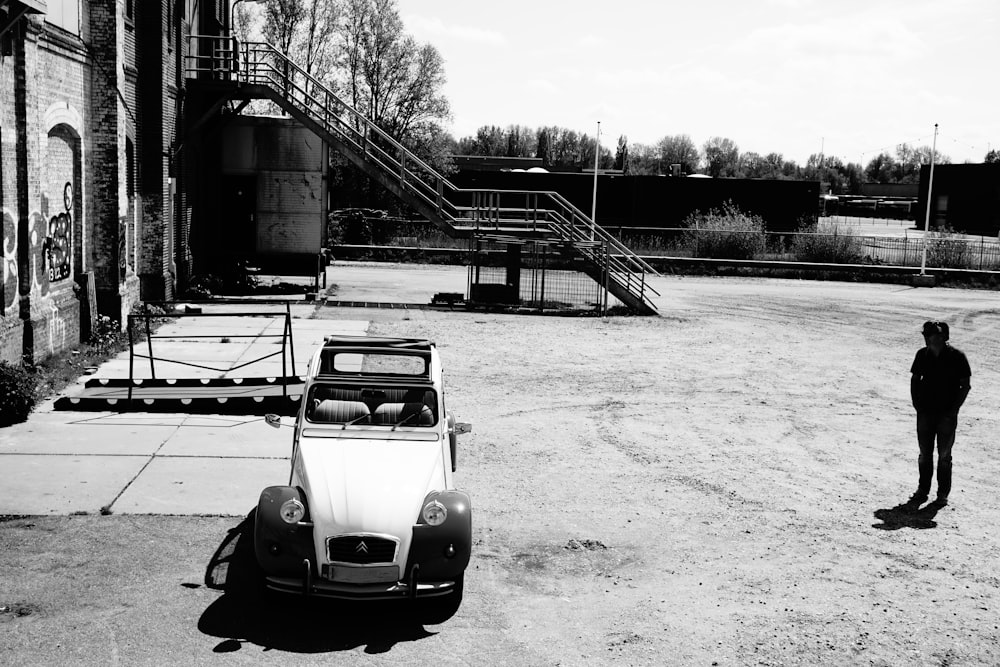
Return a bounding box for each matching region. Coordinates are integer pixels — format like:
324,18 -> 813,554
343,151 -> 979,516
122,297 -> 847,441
935,496 -> 949,507
904,493 -> 928,508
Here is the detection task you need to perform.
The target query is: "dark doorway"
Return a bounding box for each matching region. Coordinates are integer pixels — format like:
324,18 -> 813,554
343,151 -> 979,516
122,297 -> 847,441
221,175 -> 257,255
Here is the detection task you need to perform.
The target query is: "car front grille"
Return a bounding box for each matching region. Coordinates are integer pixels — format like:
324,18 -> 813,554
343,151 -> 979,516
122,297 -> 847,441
327,535 -> 398,564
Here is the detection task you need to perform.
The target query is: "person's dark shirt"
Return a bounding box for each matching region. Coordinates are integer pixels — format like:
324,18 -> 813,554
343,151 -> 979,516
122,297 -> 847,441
910,344 -> 971,413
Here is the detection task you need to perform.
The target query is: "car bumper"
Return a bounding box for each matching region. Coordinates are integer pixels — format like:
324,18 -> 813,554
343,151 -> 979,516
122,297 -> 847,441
264,575 -> 459,600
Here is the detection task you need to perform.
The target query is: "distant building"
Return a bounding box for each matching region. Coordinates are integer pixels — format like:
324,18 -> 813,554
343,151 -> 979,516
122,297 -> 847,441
449,155 -> 544,172
449,170 -> 819,233
918,163 -> 1000,236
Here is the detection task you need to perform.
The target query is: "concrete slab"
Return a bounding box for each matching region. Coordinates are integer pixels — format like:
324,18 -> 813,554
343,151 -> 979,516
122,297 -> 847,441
111,456 -> 287,515
0,415 -> 174,455
0,454 -> 149,515
155,417 -> 292,458
328,261 -> 468,304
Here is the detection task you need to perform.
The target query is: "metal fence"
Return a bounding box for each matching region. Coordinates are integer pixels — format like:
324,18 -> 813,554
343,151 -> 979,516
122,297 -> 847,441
363,218 -> 1000,273
467,237 -> 619,313
613,228 -> 1000,271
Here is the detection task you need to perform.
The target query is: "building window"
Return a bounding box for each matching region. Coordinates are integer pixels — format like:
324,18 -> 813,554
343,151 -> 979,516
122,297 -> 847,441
45,0 -> 81,35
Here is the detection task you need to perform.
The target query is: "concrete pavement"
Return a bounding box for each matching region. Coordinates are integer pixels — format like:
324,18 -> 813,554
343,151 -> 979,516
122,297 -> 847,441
0,261 -> 473,516
0,291 -> 374,517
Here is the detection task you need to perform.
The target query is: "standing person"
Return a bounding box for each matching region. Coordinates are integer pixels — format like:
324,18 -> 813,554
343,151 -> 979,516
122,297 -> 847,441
907,321 -> 971,507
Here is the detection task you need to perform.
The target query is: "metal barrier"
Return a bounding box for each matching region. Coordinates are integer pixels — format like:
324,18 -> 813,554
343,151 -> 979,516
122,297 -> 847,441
127,302 -> 297,404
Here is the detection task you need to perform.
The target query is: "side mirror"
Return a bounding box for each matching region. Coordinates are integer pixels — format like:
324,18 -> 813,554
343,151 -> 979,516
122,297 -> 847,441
264,413 -> 283,429
452,422 -> 472,435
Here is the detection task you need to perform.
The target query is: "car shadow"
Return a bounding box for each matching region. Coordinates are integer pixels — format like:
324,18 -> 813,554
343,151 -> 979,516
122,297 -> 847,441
197,511 -> 436,654
872,499 -> 945,530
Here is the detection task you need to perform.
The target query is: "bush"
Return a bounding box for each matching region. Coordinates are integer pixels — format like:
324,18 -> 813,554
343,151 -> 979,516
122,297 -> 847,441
926,225 -> 972,269
182,259 -> 259,298
791,221 -> 864,264
328,208 -> 391,246
89,315 -> 125,355
0,361 -> 36,427
681,202 -> 766,260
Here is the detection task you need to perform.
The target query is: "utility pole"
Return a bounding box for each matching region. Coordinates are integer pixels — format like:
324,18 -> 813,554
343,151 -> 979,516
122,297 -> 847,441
919,123 -> 939,278
591,121 -> 601,224
590,121 -> 600,241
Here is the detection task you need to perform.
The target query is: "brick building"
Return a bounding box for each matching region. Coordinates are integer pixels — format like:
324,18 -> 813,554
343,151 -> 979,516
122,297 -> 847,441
0,0 -> 232,364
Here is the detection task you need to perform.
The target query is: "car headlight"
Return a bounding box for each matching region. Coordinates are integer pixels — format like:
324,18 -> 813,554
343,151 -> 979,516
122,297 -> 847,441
422,500 -> 447,526
279,498 -> 305,524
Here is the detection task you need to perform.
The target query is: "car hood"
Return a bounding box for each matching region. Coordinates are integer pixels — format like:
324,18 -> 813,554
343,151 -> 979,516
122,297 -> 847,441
295,436 -> 445,563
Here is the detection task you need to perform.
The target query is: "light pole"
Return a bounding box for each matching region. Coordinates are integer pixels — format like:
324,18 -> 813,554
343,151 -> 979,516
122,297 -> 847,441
591,121 -> 600,234
919,123 -> 939,276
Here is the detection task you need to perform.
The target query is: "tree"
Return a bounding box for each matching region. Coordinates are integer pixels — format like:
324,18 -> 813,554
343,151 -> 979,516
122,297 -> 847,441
740,152 -> 767,179
614,135 -> 630,174
657,134 -> 699,175
298,0 -> 341,82
263,0 -> 306,60
891,143 -> 950,183
841,162 -> 864,194
536,129 -> 550,166
549,127 -> 581,168
702,137 -> 739,177
627,142 -> 658,175
337,0 -> 450,144
865,152 -> 895,184
505,125 -> 536,157
465,125 -> 506,156
985,148 -> 1000,164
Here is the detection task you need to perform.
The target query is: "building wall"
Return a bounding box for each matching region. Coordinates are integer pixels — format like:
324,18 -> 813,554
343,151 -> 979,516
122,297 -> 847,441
450,171 -> 820,233
918,163 -> 1000,237
0,0 -> 185,365
219,117 -> 328,259
1,14 -> 87,363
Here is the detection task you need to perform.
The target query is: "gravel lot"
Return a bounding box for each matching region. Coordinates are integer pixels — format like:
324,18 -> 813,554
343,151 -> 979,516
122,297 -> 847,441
2,275 -> 999,666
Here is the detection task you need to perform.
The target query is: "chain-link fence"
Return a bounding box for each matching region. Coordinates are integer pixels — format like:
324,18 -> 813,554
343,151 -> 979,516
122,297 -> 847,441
614,228 -> 1000,271
467,237 -> 620,313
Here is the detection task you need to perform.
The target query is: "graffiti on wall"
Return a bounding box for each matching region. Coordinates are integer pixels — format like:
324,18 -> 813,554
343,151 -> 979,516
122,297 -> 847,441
119,216 -> 127,281
2,209 -> 16,312
45,182 -> 73,282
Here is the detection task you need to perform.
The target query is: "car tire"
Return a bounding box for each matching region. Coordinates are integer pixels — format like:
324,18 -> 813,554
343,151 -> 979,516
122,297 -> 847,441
419,575 -> 464,625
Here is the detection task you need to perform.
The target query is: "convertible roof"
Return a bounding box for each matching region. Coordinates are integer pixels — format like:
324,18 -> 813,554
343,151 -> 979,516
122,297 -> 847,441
322,336 -> 434,351
316,336 -> 436,382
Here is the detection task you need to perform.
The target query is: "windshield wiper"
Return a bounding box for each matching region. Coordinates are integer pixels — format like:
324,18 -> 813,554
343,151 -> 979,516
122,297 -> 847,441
391,412 -> 421,430
342,414 -> 370,430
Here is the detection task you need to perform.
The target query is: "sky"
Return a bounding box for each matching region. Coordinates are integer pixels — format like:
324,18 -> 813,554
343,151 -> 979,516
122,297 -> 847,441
400,0 -> 999,166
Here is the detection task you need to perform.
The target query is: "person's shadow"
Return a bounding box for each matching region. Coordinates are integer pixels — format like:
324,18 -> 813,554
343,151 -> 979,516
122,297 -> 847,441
196,511 -> 436,654
873,499 -> 946,530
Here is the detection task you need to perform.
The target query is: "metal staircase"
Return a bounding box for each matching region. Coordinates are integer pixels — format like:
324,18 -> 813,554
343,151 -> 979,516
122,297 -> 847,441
184,37 -> 660,314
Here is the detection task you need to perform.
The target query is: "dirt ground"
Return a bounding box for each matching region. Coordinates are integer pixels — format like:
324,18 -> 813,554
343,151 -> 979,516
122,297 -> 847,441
2,275 -> 1000,666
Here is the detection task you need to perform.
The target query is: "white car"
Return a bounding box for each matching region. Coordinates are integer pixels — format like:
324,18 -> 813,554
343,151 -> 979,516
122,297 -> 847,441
257,336 -> 472,623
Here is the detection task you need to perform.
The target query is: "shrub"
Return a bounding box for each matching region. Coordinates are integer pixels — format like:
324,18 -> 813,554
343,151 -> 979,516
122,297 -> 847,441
925,225 -> 972,269
182,259 -> 258,298
89,315 -> 125,355
791,221 -> 864,264
681,202 -> 766,260
329,208 -> 391,246
0,361 -> 36,427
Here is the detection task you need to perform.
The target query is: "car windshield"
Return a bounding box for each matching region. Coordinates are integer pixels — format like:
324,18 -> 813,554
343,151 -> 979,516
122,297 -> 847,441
305,384 -> 438,427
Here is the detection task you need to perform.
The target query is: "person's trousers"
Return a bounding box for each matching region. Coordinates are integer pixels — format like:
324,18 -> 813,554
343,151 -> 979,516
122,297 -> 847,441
916,412 -> 957,499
